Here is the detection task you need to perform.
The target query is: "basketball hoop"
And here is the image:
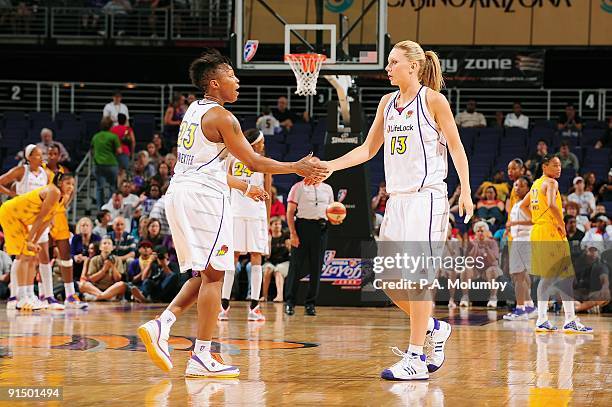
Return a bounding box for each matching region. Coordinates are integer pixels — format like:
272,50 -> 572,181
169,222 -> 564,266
284,53 -> 327,96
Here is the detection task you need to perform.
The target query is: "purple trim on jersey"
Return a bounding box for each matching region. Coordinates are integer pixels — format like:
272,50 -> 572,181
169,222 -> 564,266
393,86 -> 421,114
384,92 -> 397,125
416,89 -> 428,191
428,193 -> 433,257
195,147 -> 226,171
418,89 -> 448,151
204,193 -> 225,270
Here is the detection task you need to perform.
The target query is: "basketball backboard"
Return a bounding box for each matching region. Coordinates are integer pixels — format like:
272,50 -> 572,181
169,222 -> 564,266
234,0 -> 387,72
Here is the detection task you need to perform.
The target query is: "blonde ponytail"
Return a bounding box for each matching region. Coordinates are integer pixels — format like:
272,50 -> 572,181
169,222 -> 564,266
421,51 -> 444,92
393,41 -> 445,92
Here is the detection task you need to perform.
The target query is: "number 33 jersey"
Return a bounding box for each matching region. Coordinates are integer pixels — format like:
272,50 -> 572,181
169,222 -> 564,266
226,154 -> 267,220
382,86 -> 447,195
172,99 -> 229,192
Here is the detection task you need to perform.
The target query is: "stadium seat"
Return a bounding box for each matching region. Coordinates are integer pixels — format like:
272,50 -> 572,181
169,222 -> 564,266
55,112 -> 78,125
29,111 -> 52,124
583,120 -> 607,129
2,111 -> 26,122
79,112 -> 102,122
533,119 -> 556,129
602,201 -> 612,216
504,127 -> 528,141
581,129 -> 605,147
584,148 -> 610,165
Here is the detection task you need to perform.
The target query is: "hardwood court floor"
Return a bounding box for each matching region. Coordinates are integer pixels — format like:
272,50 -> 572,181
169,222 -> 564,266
0,302 -> 610,406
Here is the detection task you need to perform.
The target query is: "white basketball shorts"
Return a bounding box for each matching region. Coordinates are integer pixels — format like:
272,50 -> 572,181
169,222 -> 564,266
28,225 -> 49,244
165,182 -> 234,273
509,237 -> 531,274
233,217 -> 269,255
379,190 -> 449,283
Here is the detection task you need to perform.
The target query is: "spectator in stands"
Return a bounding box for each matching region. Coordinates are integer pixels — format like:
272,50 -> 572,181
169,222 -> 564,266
490,111 -> 504,128
187,93 -> 197,105
558,103 -> 582,137
262,217 -> 290,302
269,185 -> 287,222
573,242 -> 610,312
37,128 -> 70,165
565,201 -> 590,232
455,99 -> 486,128
371,181 -> 389,226
152,133 -> 169,156
476,186 -> 506,230
92,117 -> 121,208
461,221 -> 501,308
257,106 -> 281,136
146,142 -> 162,168
151,162 -> 171,189
82,0 -> 105,32
163,92 -> 186,141
583,172 -> 598,194
598,169 -> 612,202
101,192 -> 134,232
569,176 -> 596,216
126,240 -> 155,295
72,217 -> 101,281
272,96 -> 300,131
93,209 -> 112,237
144,218 -> 165,247
79,236 -> 127,301
555,140 -> 580,170
112,180 -> 140,208
476,170 -> 510,202
582,214 -> 611,245
164,153 -> 177,175
103,90 -> 129,126
594,116 -> 612,149
504,102 -> 529,129
108,215 -> 137,265
136,150 -> 156,179
110,113 -> 135,178
525,139 -> 548,178
132,246 -> 180,303
565,214 -> 585,256
137,184 -> 161,217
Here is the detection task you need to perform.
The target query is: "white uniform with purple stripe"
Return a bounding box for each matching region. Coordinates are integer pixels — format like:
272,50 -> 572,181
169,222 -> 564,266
378,86 -> 449,283
165,99 -> 234,272
508,202 -> 532,274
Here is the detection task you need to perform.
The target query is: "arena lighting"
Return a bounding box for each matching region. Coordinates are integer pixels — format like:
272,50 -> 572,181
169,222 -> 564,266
126,83 -> 136,89
79,83 -> 85,88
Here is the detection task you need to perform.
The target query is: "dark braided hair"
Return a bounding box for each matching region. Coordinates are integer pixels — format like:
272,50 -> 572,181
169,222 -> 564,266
52,172 -> 74,188
189,49 -> 232,93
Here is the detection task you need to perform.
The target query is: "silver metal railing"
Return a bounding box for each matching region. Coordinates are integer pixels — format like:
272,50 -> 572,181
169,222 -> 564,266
0,6 -> 47,38
70,150 -> 93,224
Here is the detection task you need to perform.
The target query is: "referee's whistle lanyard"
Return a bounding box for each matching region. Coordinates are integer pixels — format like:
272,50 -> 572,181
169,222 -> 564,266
314,185 -> 318,206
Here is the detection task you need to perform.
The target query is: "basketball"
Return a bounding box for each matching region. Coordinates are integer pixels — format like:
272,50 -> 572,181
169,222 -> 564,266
326,201 -> 346,224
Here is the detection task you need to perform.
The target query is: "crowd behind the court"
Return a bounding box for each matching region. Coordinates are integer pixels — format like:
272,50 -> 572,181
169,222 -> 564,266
0,92 -> 610,312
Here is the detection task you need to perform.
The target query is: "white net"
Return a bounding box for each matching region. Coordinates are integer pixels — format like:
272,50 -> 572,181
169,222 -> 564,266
285,54 -> 326,96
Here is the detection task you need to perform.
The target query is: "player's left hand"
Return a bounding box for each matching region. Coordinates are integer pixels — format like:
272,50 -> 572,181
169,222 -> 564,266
246,185 -> 269,202
458,189 -> 474,222
26,241 -> 41,253
303,158 -> 333,185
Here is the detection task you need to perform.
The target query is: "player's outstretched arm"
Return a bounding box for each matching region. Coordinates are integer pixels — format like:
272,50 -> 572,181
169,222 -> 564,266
325,94 -> 390,173
429,91 -> 474,219
0,166 -> 25,196
211,109 -> 328,181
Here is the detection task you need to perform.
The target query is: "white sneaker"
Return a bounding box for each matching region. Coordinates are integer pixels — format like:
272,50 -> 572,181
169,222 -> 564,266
247,305 -> 265,322
381,348 -> 429,381
185,352 -> 240,378
562,317 -> 594,334
447,300 -> 457,309
138,319 -> 173,372
218,307 -> 229,321
64,294 -> 89,309
502,308 -> 528,321
44,297 -> 65,311
424,319 -> 452,373
525,305 -> 538,319
459,295 -> 469,308
486,298 -> 498,309
16,297 -> 45,311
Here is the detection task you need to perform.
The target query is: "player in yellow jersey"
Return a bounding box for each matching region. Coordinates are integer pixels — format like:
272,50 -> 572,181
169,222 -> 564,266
0,174 -> 75,311
519,155 -> 592,333
44,144 -> 88,309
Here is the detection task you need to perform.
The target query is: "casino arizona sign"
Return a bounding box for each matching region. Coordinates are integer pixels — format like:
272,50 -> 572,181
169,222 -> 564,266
388,0 -> 573,13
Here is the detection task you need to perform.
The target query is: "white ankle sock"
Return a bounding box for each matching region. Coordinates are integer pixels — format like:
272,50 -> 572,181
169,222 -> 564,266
9,259 -> 19,298
562,301 -> 576,323
222,269 -> 235,300
159,310 -> 176,329
39,263 -> 53,299
18,286 -> 27,300
525,300 -> 534,308
64,282 -> 75,298
407,344 -> 423,355
250,265 -> 263,303
194,339 -> 211,355
27,284 -> 35,298
537,301 -> 548,322
517,305 -> 525,310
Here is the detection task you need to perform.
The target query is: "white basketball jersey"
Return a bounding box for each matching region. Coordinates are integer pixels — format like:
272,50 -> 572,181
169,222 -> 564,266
171,99 -> 229,192
383,86 -> 447,194
226,154 -> 267,219
15,165 -> 48,195
510,201 -> 532,239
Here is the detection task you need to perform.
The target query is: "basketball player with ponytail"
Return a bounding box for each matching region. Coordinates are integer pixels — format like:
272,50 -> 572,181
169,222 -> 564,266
309,41 -> 474,380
